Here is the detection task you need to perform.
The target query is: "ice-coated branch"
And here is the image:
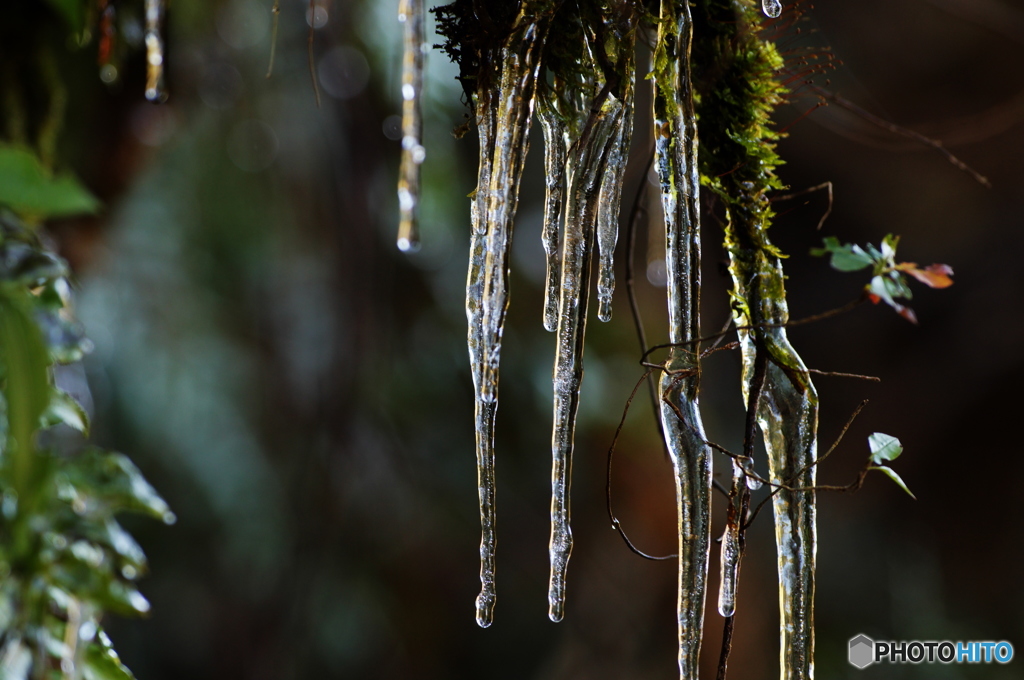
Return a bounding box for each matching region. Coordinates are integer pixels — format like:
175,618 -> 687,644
652,1 -> 713,677
397,0 -> 425,252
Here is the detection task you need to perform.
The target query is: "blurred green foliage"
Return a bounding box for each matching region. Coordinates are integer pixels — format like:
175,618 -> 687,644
0,2 -> 172,678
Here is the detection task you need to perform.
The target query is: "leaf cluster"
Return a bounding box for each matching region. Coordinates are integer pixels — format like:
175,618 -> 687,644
811,233 -> 954,323
0,175 -> 170,679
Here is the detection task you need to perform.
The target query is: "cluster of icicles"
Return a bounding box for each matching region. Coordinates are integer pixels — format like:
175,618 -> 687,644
397,1 -> 815,679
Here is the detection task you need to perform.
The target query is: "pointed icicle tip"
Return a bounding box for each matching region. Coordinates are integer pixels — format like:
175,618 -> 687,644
763,0 -> 782,18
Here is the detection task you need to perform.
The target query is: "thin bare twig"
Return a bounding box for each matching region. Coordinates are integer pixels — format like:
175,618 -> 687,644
772,181 -> 833,230
606,370 -> 677,561
806,368 -> 880,381
809,84 -> 990,188
266,0 -> 281,78
744,400 -> 869,529
308,0 -> 322,107
624,146 -> 663,450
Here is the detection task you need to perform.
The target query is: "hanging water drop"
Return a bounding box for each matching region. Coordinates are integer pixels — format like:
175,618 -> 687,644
396,0 -> 425,252
144,0 -> 167,102
762,0 -> 782,18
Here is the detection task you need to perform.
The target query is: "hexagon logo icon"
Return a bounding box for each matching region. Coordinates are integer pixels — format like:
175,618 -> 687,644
849,634 -> 875,669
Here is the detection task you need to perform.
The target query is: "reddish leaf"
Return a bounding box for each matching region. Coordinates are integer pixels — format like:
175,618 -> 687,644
895,303 -> 918,325
896,262 -> 954,289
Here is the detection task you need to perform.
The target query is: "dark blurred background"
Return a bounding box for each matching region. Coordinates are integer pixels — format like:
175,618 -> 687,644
46,0 -> 1024,678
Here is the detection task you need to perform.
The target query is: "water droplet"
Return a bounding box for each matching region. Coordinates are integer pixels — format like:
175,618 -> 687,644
199,62 -> 244,110
306,5 -> 329,29
762,0 -> 782,18
99,64 -> 118,84
215,0 -> 270,50
646,258 -> 668,287
318,46 -> 370,100
382,115 -> 402,140
226,119 -> 278,172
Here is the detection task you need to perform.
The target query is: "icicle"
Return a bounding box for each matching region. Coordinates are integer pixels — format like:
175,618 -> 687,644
467,91 -> 498,628
144,0 -> 167,102
762,0 -> 783,19
465,5 -> 552,628
546,9 -> 635,622
730,284 -> 818,680
717,498 -> 741,617
653,0 -> 712,676
397,0 -> 425,252
537,87 -> 567,332
547,98 -> 623,622
595,46 -> 635,323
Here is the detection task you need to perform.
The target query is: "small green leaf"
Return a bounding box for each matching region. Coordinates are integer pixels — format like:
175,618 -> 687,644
62,450 -> 176,524
810,237 -> 874,272
0,146 -> 100,219
83,635 -> 138,680
868,276 -> 894,306
41,388 -> 90,435
870,465 -> 917,500
868,432 -> 903,464
0,242 -> 68,286
0,292 -> 51,500
880,233 -> 900,261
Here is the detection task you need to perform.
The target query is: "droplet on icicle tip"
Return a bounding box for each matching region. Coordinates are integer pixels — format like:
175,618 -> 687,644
762,0 -> 782,18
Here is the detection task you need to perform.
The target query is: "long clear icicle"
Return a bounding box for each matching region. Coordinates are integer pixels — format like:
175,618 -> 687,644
144,0 -> 167,102
653,1 -> 712,676
547,100 -> 624,622
537,88 -> 567,332
546,10 -> 635,622
466,4 -> 552,628
467,85 -> 498,630
397,0 -> 425,252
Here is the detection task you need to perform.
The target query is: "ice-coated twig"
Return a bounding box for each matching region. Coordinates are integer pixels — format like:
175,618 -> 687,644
728,258 -> 818,680
652,1 -> 712,676
397,0 -> 425,252
144,0 -> 167,102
